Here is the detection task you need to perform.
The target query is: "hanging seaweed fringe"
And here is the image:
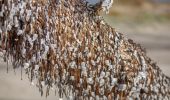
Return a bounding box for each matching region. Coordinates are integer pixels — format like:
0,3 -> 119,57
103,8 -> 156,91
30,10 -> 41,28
0,0 -> 169,100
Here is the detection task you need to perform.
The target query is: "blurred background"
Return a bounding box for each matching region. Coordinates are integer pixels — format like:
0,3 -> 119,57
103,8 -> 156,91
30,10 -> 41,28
0,0 -> 170,100
102,0 -> 170,76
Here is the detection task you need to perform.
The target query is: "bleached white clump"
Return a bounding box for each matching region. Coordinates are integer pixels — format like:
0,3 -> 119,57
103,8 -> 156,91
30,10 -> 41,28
111,78 -> 117,86
138,71 -> 147,79
69,61 -> 76,68
14,16 -> 19,27
17,30 -> 23,36
87,78 -> 94,85
100,71 -> 105,78
102,0 -> 113,14
99,78 -> 105,86
26,9 -> 31,21
81,62 -> 87,71
34,65 -> 39,71
32,34 -> 38,41
23,63 -> 29,69
31,82 -> 35,86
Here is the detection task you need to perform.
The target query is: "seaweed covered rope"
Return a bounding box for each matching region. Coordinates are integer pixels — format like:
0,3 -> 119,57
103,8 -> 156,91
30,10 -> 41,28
0,0 -> 170,100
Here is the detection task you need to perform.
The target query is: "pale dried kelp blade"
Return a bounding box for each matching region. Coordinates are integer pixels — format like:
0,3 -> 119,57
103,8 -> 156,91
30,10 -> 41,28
0,0 -> 169,100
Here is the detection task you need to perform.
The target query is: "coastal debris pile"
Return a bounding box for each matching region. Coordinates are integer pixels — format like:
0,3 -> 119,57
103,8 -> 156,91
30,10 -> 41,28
0,0 -> 169,99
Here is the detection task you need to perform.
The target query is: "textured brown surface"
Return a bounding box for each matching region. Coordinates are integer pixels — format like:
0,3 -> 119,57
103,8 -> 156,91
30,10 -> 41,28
0,0 -> 170,100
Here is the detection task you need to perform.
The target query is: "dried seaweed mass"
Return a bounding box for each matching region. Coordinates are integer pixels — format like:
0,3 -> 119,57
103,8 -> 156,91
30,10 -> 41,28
0,0 -> 170,100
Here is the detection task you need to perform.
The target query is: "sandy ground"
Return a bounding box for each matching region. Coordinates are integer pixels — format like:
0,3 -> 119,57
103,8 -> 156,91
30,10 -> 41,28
0,17 -> 170,100
0,61 -> 58,100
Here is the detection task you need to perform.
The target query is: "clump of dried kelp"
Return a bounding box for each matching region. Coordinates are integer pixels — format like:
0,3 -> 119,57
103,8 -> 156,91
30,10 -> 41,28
0,0 -> 169,100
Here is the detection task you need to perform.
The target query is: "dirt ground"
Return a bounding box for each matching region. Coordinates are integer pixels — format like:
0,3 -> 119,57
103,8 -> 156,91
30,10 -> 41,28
0,60 -> 58,100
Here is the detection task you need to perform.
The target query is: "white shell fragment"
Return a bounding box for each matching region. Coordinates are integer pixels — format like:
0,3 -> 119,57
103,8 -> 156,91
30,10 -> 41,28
87,78 -> 94,85
17,30 -> 23,36
34,65 -> 39,71
24,63 -> 29,69
99,78 -> 105,86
